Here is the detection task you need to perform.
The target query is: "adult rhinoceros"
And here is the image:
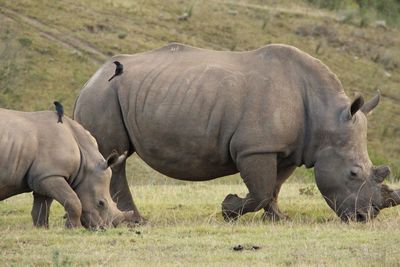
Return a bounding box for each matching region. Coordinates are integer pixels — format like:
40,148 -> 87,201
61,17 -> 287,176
74,43 -> 400,223
0,109 -> 133,229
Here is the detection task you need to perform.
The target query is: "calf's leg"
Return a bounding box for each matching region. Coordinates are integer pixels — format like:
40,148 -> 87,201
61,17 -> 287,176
35,177 -> 82,228
31,192 -> 53,227
222,154 -> 277,220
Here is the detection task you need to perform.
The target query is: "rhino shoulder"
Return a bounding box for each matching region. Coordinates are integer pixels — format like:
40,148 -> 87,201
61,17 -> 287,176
255,44 -> 343,92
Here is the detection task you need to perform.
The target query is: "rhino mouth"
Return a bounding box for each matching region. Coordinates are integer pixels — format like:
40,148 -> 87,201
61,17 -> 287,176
339,204 -> 380,222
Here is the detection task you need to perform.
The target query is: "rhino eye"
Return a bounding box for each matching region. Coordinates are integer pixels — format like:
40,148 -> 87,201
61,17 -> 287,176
350,167 -> 361,178
98,200 -> 105,208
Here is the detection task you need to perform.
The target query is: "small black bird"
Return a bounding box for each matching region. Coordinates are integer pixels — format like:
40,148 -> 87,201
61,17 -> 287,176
108,61 -> 123,82
53,101 -> 64,123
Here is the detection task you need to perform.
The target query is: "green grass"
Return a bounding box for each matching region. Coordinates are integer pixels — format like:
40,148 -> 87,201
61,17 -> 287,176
1,182 -> 400,266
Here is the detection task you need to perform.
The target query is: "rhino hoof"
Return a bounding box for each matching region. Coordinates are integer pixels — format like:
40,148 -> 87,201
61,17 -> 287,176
262,202 -> 290,222
262,212 -> 288,222
222,194 -> 242,221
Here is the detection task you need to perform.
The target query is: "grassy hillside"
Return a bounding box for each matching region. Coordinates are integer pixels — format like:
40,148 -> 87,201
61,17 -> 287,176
0,0 -> 400,181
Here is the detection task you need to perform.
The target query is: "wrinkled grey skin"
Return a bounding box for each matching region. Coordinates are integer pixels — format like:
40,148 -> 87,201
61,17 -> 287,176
74,43 -> 400,222
0,109 -> 134,228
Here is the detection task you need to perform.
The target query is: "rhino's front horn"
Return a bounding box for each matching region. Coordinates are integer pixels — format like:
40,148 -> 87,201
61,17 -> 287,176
123,210 -> 135,222
111,210 -> 135,227
381,186 -> 400,208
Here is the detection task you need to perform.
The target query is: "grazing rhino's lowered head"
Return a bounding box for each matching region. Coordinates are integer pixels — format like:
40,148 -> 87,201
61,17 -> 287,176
314,92 -> 399,221
75,150 -> 135,229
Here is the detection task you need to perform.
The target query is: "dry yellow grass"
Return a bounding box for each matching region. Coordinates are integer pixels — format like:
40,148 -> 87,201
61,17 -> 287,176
1,182 -> 400,266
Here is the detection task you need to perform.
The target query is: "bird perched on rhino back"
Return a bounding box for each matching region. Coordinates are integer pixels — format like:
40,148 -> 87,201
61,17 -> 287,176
53,101 -> 64,123
108,61 -> 124,82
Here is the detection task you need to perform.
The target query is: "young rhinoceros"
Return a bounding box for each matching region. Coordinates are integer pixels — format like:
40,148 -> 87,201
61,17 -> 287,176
0,108 -> 133,229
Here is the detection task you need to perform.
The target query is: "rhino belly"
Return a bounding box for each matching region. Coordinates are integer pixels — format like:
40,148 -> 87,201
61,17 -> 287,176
135,135 -> 238,180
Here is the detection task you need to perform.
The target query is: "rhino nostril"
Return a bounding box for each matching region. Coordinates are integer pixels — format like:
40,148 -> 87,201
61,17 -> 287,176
97,200 -> 105,208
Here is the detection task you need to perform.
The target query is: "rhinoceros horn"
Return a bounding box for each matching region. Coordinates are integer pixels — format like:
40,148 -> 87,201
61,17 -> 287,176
380,186 -> 400,209
111,210 -> 135,227
104,150 -> 128,169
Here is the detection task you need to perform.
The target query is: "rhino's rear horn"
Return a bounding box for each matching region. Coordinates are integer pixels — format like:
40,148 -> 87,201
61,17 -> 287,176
373,165 -> 391,183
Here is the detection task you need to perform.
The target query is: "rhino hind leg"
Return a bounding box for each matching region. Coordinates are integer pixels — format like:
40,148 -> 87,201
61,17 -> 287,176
34,177 -> 82,228
262,166 -> 296,221
31,193 -> 53,227
222,154 -> 277,221
110,161 -> 146,225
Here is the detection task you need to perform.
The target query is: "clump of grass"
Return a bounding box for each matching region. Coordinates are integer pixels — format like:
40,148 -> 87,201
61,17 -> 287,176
118,32 -> 127,39
299,185 -> 317,196
18,37 -> 32,47
52,249 -> 60,267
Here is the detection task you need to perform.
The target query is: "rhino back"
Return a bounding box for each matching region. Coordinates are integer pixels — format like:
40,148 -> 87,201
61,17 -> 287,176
115,43 -> 309,179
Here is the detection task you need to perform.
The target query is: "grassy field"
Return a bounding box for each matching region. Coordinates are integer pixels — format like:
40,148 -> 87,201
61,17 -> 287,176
2,182 -> 400,266
1,0 -> 400,266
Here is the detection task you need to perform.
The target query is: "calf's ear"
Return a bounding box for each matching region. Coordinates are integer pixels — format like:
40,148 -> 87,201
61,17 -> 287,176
105,150 -> 128,169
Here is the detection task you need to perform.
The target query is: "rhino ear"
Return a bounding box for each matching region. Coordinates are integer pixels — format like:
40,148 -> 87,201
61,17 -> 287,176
105,150 -> 128,169
361,90 -> 380,116
341,93 -> 364,122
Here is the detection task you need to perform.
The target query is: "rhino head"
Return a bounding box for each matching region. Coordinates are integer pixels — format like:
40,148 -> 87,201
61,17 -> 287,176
74,150 -> 134,229
314,92 -> 400,221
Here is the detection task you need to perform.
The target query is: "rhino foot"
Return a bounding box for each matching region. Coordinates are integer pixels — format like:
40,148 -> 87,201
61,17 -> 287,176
221,194 -> 243,221
262,201 -> 289,222
65,218 -> 82,228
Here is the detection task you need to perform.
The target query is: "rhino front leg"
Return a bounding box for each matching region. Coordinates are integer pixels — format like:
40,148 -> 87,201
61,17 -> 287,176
263,166 -> 296,221
35,177 -> 82,228
31,192 -> 53,227
222,154 -> 277,220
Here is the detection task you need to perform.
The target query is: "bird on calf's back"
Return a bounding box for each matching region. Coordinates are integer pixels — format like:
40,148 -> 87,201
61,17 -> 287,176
53,101 -> 64,123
